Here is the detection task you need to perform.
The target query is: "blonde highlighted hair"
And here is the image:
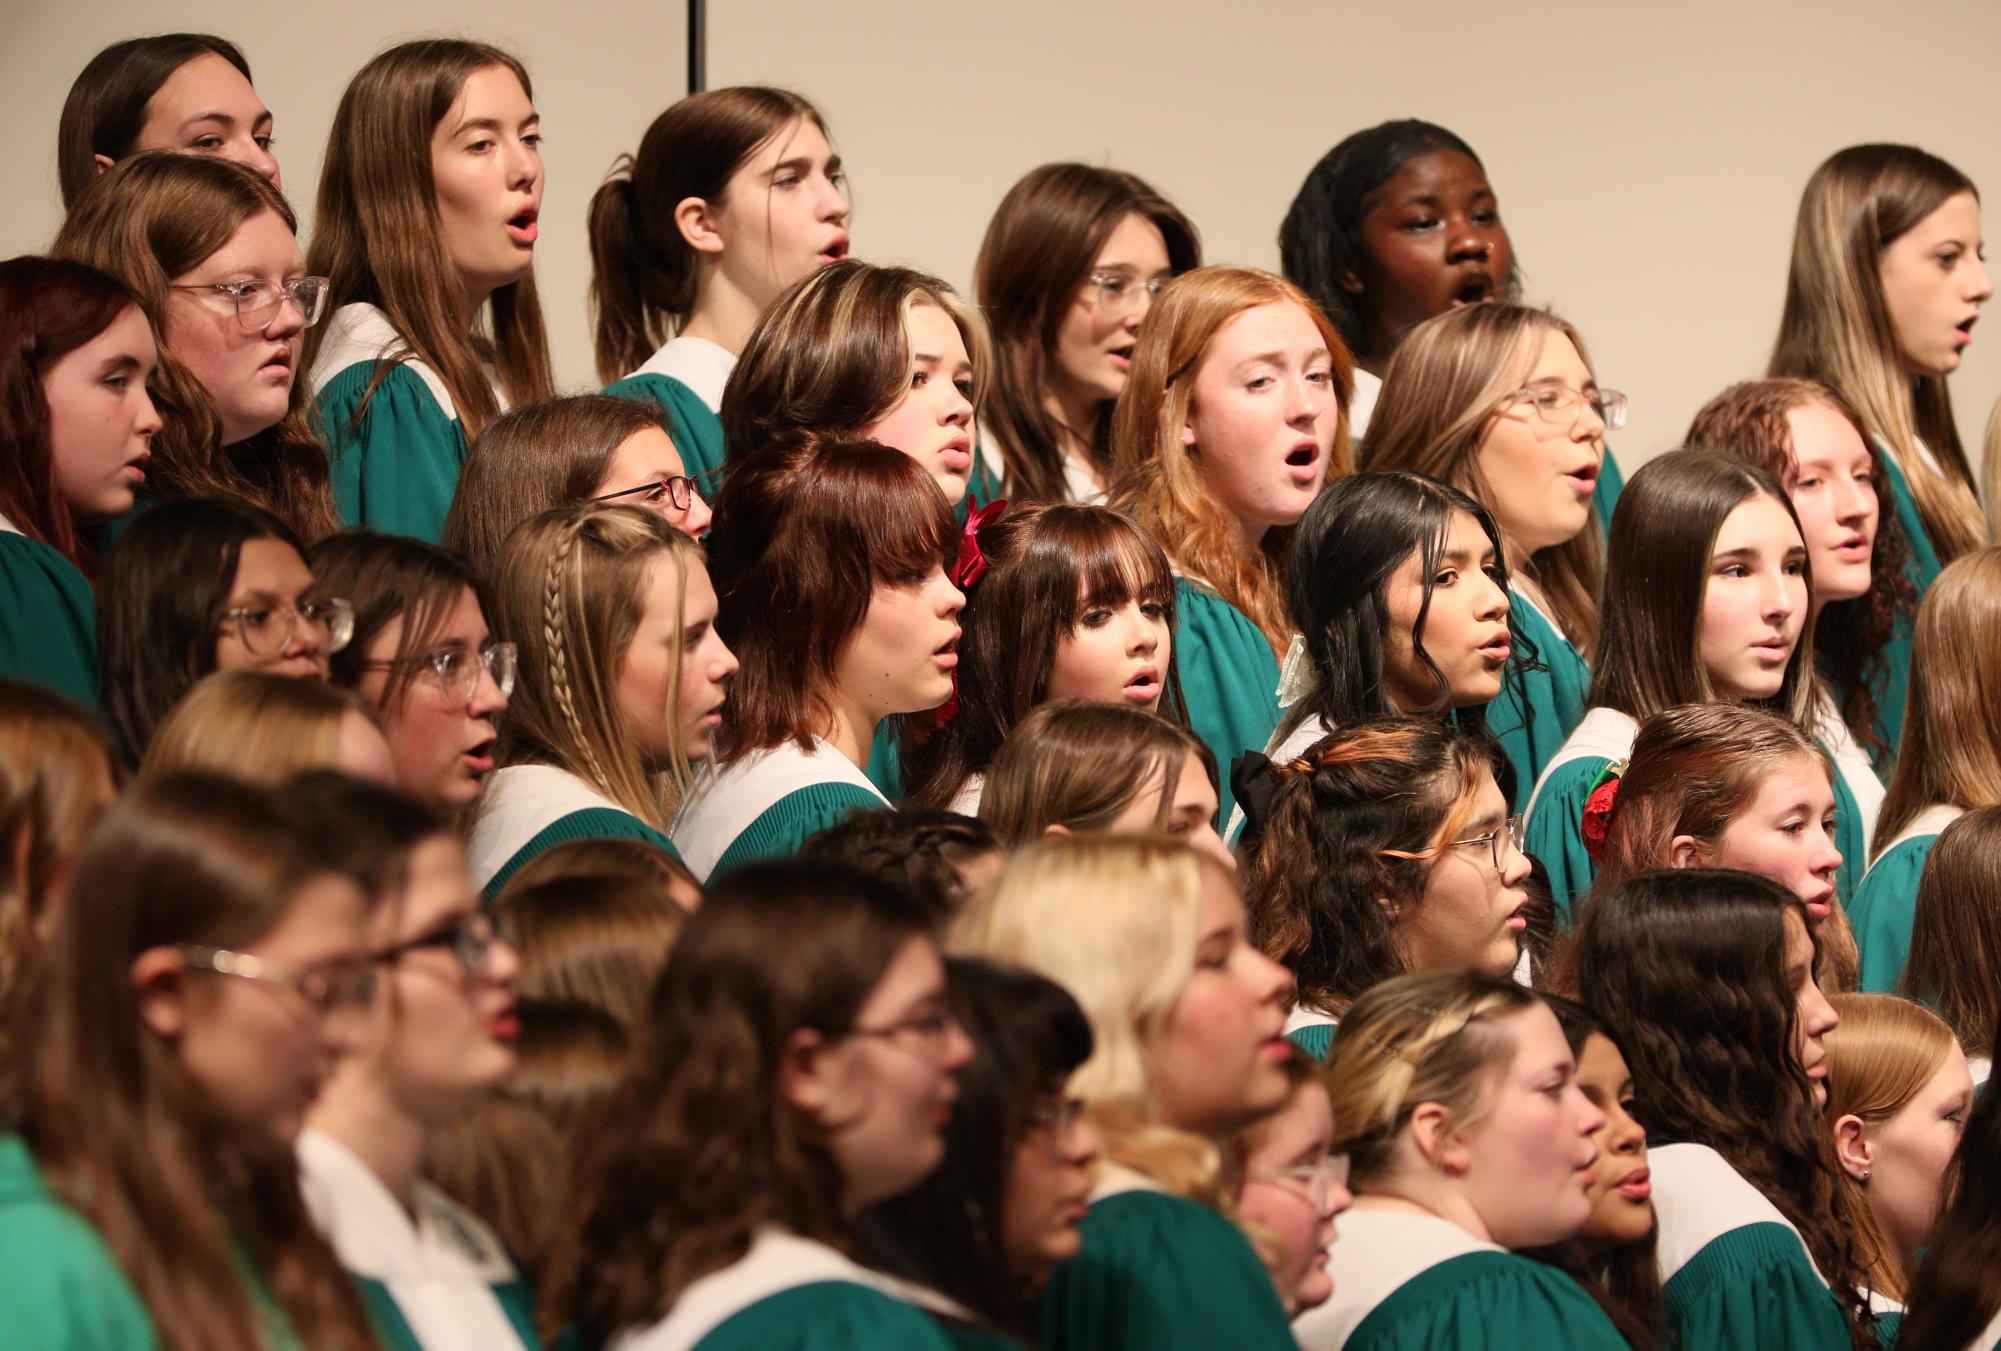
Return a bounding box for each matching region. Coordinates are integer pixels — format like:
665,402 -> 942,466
1325,968 -> 1539,1191
1110,266 -> 1353,654
488,503 -> 707,832
142,670 -> 382,787
950,833 -> 1228,1202
1880,547 -> 2001,849
1823,993 -> 1959,1302
1360,303 -> 1603,655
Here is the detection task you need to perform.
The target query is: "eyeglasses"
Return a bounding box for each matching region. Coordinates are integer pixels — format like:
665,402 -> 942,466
1449,814 -> 1528,872
357,642 -> 517,708
842,1007 -> 965,1062
1087,270 -> 1168,320
1248,1154 -> 1352,1212
170,277 -> 331,331
177,944 -> 377,1015
375,911 -> 501,976
219,597 -> 355,657
592,475 -> 699,514
1500,383 -> 1627,433
1022,1095 -> 1090,1160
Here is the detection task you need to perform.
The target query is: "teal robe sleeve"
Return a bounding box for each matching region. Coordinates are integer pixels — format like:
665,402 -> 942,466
1348,1251 -> 1627,1351
1850,835 -> 1938,993
695,1283 -> 954,1350
1526,755 -> 1610,927
866,716 -> 908,801
480,807 -> 682,902
357,1276 -> 542,1350
1662,1222 -> 1852,1351
710,783 -> 886,880
1038,1191 -> 1293,1351
1823,749 -> 1867,910
1592,447 -> 1625,538
1286,1023 -> 1336,1061
0,533 -> 98,709
963,445 -> 1005,516
0,1173 -> 158,1348
1863,455 -> 1941,767
1485,600 -> 1590,811
1172,579 -> 1281,831
316,362 -> 467,543
605,373 -> 729,497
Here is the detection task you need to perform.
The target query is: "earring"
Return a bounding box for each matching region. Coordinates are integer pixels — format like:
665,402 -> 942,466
1859,1169 -> 1872,1182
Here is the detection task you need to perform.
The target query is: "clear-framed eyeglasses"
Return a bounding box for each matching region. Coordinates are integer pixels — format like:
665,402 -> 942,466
1500,383 -> 1628,433
219,597 -> 355,657
1247,1154 -> 1352,1211
1449,814 -> 1528,872
375,910 -> 500,976
1022,1095 -> 1090,1160
1087,270 -> 1169,320
592,474 -> 698,513
357,642 -> 517,709
170,277 -> 331,331
177,944 -> 377,1015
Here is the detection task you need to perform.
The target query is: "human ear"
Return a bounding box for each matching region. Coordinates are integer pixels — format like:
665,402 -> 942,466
1337,263 -> 1365,297
674,196 -> 727,257
1043,823 -> 1074,841
131,947 -> 190,1040
1667,835 -> 1705,869
776,1026 -> 834,1119
92,153 -> 116,176
1831,1113 -> 1874,1182
1408,1101 -> 1470,1173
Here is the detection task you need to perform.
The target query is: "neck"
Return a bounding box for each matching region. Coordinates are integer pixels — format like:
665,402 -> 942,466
1231,512 -> 1269,555
679,269 -> 765,357
818,688 -> 879,771
456,276 -> 497,334
1040,383 -> 1104,479
1350,1184 -> 1494,1245
306,1062 -> 428,1214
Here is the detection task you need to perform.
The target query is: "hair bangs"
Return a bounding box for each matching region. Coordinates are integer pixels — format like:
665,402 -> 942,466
851,450 -> 957,584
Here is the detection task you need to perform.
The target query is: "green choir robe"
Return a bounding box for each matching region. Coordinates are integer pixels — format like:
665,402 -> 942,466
1487,585 -> 1591,814
466,764 -> 681,901
672,739 -> 888,882
1850,804 -> 1965,993
603,333 -> 733,496
1172,577 -> 1281,831
0,522 -> 98,708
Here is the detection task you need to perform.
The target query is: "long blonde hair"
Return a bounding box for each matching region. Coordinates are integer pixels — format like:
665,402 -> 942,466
951,834 -> 1227,1202
304,39 -> 554,442
1360,302 -> 1603,655
1823,993 -> 1959,1302
487,503 -> 706,832
142,670 -> 381,787
1110,266 -> 1353,654
1770,144 -> 1987,565
1879,547 -> 2001,848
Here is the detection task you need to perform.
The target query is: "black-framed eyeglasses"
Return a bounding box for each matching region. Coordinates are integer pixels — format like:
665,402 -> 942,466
592,474 -> 698,513
374,910 -> 500,976
357,642 -> 516,708
177,944 -> 377,1014
170,277 -> 331,331
841,1007 -> 965,1062
1022,1095 -> 1089,1160
1448,814 -> 1528,872
219,597 -> 355,657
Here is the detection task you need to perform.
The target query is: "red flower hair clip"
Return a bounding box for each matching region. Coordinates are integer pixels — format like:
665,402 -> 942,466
1579,762 -> 1627,866
937,499 -> 1007,727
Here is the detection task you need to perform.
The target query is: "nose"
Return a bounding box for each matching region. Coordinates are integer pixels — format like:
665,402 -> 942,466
941,1019 -> 974,1071
711,632 -> 741,681
1575,1089 -> 1607,1139
1124,607 -> 1159,657
1814,827 -> 1843,878
938,577 -> 967,619
482,934 -> 522,986
818,173 -> 850,225
1609,1107 -> 1645,1154
1833,475 -> 1872,528
1194,823 -> 1237,874
1287,374 -> 1323,427
1249,945 -> 1291,1005
1067,1115 -> 1103,1168
287,613 -> 325,659
1500,832 -> 1532,887
943,381 -> 973,427
468,662 -> 509,717
508,135 -> 540,192
1969,253 -> 1994,304
1446,219 -> 1491,265
263,292 -> 306,340
135,387 -> 164,437
243,138 -> 281,188
1475,572 -> 1509,623
679,490 -> 714,538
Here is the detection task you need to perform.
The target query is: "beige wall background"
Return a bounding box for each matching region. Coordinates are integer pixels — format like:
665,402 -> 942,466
7,0 -> 2001,469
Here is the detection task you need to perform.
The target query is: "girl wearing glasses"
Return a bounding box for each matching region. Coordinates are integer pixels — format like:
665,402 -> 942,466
474,503 -> 736,895
1589,703 -> 1856,991
858,956 -> 1103,1343
1848,548 -> 2001,994
568,859 -> 971,1349
976,162 -> 1200,504
952,834 -> 1297,1351
596,86 -> 849,490
1689,380 -> 1911,779
52,152 -> 339,543
1232,1050 -> 1352,1316
291,773 -> 545,1350
1576,870 -> 1868,1351
313,532 -> 510,815
1226,471 -> 1520,840
1360,303 -> 1615,806
0,257 -> 159,706
98,495 -> 347,760
443,394 -> 710,582
906,503 -> 1184,815
1524,453 -> 1833,923
1298,972 -> 1624,1351
1235,719 -> 1531,1060
0,773 -> 379,1349
306,40 -> 555,543
722,259 -> 999,509
57,33 -> 280,205
679,433 -> 959,880
1110,266 -> 1351,829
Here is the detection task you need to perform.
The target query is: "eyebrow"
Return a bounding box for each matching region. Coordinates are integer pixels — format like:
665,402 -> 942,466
1236,347 -> 1332,369
178,109 -> 265,133
451,113 -> 539,137
769,154 -> 829,178
98,354 -> 145,375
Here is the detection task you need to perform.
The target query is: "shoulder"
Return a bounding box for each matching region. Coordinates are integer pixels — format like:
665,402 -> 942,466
469,765 -> 667,891
310,304 -> 455,414
1340,1251 -> 1625,1351
1649,1143 -> 1822,1286
0,1139 -> 156,1347
675,745 -> 886,882
624,337 -> 735,414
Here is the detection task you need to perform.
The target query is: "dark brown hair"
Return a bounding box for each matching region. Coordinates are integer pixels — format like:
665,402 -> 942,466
310,530 -> 492,719
707,431 -> 957,757
1901,805 -> 2001,1058
56,34 -> 255,206
1685,378 -> 1914,760
974,162 -> 1200,502
588,86 -> 828,382
905,503 -> 1184,807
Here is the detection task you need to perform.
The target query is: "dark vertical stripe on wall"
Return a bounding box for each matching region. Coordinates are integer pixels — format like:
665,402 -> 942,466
688,0 -> 707,92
